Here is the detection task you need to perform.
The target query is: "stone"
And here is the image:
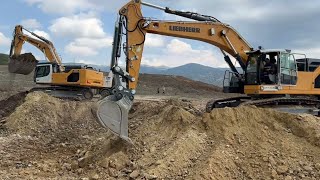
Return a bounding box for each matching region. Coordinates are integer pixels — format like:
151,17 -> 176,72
130,170 -> 140,179
150,146 -> 157,153
78,151 -> 91,168
144,173 -> 158,180
123,168 -> 133,174
62,163 -> 72,171
298,173 -> 305,178
109,160 -> 117,169
77,168 -> 84,175
271,169 -> 278,178
269,156 -> 276,165
276,165 -> 288,174
303,165 -> 313,172
71,161 -> 79,170
284,175 -> 292,180
108,168 -> 119,178
90,173 -> 99,180
155,160 -> 162,166
315,163 -> 320,170
262,157 -> 268,162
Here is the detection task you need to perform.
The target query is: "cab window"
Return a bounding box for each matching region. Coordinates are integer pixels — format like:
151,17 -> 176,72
36,65 -> 50,78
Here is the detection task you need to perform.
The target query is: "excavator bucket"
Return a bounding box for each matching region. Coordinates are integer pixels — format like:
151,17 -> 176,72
8,53 -> 38,75
92,95 -> 133,143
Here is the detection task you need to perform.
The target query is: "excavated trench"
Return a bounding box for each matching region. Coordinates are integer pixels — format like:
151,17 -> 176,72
0,92 -> 27,135
0,92 -> 27,120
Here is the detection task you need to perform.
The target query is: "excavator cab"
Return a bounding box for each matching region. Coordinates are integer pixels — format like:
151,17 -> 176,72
33,63 -> 58,84
245,49 -> 300,86
224,49 -> 301,94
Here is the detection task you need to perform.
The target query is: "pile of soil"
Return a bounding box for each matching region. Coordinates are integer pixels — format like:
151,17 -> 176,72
0,92 -> 319,179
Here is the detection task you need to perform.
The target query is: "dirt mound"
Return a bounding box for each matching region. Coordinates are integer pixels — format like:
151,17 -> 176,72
200,107 -> 320,179
1,93 -> 320,179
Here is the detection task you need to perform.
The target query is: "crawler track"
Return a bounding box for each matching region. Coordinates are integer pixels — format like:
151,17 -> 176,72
206,96 -> 320,115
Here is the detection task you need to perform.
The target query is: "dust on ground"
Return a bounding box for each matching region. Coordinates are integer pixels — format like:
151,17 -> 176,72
0,92 -> 319,179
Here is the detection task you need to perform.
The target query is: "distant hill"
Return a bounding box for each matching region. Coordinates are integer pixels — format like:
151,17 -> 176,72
136,74 -> 222,96
90,63 -> 231,87
0,53 -> 9,65
160,63 -> 226,87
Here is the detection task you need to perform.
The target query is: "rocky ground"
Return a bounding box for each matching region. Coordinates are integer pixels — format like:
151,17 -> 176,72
0,93 -> 319,180
0,65 -> 320,179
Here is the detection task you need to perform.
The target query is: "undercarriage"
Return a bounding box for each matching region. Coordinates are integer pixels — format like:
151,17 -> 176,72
29,86 -> 96,100
206,96 -> 320,116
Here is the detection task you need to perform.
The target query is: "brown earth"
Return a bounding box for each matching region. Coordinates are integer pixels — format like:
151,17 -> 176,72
1,65 -> 320,179
0,92 -> 319,180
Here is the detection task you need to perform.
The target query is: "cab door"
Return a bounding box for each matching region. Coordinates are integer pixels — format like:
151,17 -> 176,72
34,64 -> 52,84
279,52 -> 297,85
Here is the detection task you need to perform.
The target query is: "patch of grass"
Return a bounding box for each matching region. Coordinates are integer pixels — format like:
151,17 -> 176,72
0,53 -> 9,65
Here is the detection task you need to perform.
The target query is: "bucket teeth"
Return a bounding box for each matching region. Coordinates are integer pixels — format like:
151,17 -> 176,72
8,53 -> 38,75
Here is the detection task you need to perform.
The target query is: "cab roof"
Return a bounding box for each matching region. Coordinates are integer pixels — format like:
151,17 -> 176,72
246,49 -> 291,54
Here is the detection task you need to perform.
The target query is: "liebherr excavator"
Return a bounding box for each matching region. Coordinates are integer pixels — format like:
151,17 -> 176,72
94,0 -> 320,141
9,25 -> 110,99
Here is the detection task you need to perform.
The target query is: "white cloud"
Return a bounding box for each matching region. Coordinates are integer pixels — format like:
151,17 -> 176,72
70,37 -> 112,49
20,19 -> 42,29
65,37 -> 112,57
24,0 -> 93,15
77,59 -> 97,65
293,48 -> 320,59
49,15 -> 105,38
24,0 -> 130,15
142,39 -> 226,67
0,32 -> 11,47
48,13 -> 114,60
167,39 -> 193,54
65,43 -> 97,57
145,34 -> 165,47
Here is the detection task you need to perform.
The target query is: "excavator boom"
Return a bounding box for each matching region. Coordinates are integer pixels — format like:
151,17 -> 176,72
8,25 -> 63,75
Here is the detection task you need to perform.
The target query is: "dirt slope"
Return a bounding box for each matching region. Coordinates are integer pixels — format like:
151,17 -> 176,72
136,74 -> 222,97
0,92 -> 319,179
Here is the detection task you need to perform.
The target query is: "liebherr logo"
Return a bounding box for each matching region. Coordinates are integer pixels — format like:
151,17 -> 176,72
169,26 -> 201,33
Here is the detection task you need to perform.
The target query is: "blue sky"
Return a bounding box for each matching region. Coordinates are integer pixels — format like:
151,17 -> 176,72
1,0 -> 320,68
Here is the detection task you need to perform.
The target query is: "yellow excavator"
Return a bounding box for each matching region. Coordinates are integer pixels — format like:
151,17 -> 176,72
93,0 -> 320,142
9,25 -> 112,99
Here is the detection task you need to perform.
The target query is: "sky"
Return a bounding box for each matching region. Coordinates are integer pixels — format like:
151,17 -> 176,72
0,0 -> 320,68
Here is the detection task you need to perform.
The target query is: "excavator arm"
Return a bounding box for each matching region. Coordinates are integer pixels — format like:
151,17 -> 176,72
94,0 -> 254,142
9,25 -> 63,75
117,0 -> 253,90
